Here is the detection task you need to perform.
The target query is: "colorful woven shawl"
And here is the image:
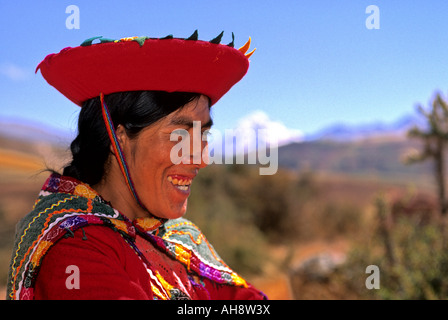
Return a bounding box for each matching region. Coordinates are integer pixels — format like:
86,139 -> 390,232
6,173 -> 248,300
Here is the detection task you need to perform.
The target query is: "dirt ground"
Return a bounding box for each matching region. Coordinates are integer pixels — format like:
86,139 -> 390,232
249,238 -> 351,300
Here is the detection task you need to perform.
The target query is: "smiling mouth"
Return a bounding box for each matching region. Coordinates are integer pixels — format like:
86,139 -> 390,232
167,175 -> 193,192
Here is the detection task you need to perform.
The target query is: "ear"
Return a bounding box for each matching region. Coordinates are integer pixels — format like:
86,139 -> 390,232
111,124 -> 128,153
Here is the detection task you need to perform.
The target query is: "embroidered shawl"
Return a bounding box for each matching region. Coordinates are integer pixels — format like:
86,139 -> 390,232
6,173 -> 250,300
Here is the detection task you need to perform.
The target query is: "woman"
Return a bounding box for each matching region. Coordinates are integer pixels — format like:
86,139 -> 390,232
6,32 -> 265,300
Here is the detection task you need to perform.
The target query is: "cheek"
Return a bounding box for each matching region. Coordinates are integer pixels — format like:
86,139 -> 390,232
133,141 -> 174,183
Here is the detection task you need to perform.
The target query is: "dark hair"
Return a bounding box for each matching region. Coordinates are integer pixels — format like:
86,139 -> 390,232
63,91 -> 202,186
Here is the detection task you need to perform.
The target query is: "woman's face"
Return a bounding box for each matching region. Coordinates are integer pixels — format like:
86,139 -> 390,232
123,95 -> 212,220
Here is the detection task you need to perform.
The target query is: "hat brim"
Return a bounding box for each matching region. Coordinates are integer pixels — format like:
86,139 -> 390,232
36,38 -> 250,106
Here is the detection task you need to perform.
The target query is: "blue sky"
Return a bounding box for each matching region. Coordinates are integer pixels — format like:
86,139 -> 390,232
1,1 -> 448,139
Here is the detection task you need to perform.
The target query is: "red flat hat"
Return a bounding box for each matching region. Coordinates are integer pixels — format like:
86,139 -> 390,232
36,32 -> 255,106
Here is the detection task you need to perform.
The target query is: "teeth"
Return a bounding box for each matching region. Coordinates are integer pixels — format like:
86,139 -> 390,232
168,176 -> 192,186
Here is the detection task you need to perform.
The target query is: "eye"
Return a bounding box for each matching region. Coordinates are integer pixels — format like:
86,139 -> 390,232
202,129 -> 213,142
170,129 -> 189,141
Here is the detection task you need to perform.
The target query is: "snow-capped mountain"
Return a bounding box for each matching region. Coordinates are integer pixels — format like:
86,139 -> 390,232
209,110 -> 304,156
304,113 -> 424,141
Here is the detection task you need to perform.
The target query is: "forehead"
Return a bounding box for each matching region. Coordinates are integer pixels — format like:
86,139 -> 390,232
165,95 -> 212,126
135,95 -> 212,137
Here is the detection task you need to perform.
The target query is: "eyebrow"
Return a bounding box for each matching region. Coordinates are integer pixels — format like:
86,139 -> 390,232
168,116 -> 214,129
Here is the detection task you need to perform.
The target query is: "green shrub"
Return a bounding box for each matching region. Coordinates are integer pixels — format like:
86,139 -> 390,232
341,196 -> 448,300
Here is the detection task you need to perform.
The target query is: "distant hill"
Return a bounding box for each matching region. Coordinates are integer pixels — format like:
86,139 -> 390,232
209,111 -> 435,185
277,136 -> 433,185
303,113 -> 425,142
0,118 -> 73,146
0,118 -> 72,173
0,114 -> 436,187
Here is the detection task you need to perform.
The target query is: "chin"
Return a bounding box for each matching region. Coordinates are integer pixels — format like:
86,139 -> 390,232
166,210 -> 186,220
155,204 -> 188,220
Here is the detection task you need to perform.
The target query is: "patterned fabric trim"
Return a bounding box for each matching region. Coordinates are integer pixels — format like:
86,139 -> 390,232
156,220 -> 248,287
6,173 -> 248,300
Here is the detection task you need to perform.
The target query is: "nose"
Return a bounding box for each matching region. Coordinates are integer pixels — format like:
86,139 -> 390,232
191,138 -> 209,169
198,141 -> 209,169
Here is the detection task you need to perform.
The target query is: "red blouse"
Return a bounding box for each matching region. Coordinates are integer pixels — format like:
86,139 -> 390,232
34,225 -> 265,300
